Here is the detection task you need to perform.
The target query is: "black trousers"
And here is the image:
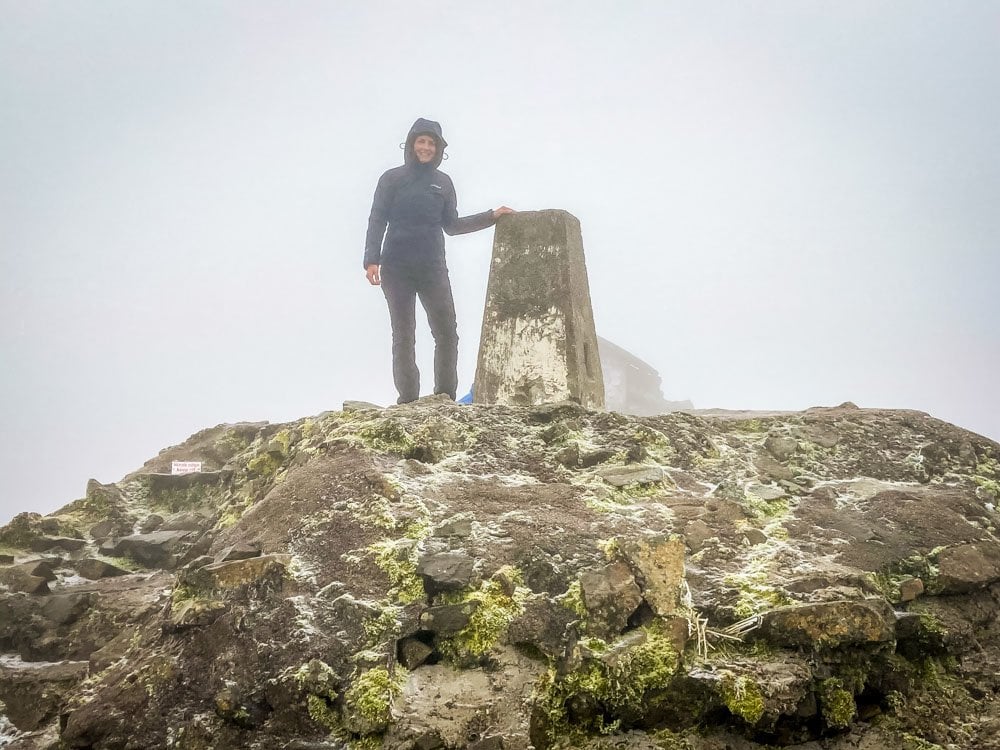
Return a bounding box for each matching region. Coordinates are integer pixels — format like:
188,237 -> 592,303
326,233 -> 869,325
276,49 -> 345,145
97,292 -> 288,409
381,262 -> 459,403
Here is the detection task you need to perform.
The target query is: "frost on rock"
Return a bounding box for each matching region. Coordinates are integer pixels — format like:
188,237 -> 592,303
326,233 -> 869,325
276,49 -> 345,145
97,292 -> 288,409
3,401 -> 1000,749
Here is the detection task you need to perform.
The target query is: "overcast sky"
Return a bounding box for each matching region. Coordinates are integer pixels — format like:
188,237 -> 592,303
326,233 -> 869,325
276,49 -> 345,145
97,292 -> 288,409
2,1 -> 998,524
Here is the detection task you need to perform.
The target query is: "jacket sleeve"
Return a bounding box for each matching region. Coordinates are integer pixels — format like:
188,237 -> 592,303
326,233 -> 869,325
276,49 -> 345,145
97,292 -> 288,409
363,171 -> 393,268
441,176 -> 496,236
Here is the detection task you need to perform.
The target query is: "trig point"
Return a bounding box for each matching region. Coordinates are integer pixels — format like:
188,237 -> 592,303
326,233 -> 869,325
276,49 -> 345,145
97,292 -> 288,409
474,209 -> 605,408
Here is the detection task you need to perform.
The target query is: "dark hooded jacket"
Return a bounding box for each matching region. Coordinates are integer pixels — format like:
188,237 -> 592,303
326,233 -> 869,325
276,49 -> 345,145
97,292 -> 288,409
363,118 -> 496,269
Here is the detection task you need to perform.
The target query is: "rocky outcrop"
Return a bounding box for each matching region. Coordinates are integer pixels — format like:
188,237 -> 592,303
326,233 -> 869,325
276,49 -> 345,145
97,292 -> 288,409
1,399 -> 999,749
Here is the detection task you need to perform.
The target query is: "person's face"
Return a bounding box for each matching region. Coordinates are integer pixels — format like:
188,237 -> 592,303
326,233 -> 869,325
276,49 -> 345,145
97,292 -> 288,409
413,134 -> 437,164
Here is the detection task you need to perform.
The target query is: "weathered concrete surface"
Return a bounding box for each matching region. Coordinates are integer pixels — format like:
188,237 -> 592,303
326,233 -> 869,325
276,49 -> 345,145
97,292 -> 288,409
474,209 -> 605,408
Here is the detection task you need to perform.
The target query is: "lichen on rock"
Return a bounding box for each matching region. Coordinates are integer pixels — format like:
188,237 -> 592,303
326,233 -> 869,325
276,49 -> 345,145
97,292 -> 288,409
2,401 -> 1000,749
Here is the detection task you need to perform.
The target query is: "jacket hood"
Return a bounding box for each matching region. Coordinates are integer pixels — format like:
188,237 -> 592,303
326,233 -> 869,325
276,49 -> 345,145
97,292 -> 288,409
404,117 -> 447,168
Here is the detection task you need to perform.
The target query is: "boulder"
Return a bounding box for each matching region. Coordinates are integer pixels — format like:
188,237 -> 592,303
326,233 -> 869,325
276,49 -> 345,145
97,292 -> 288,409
934,542 -> 1000,593
0,513 -> 48,548
143,470 -> 225,514
0,568 -> 50,595
417,552 -> 477,596
683,520 -> 715,552
897,577 -> 924,603
88,630 -> 137,673
214,542 -> 261,563
138,514 -> 165,533
579,561 -> 643,638
764,435 -> 798,461
597,464 -> 664,488
617,535 -> 685,617
74,558 -> 129,580
419,601 -> 480,636
27,536 -> 87,553
110,530 -> 193,568
759,599 -> 897,650
343,400 -> 382,412
398,637 -> 435,669
182,554 -> 290,593
4,401 -> 1000,749
11,561 -> 56,582
507,595 -> 577,658
0,659 -> 89,731
41,593 -> 93,626
160,511 -> 211,532
88,518 -> 133,541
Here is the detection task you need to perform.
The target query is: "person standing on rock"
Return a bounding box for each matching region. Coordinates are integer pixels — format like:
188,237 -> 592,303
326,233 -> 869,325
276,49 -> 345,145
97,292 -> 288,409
364,117 -> 514,404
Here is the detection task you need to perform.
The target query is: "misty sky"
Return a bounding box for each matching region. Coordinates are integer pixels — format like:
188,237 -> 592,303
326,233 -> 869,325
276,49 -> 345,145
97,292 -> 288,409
2,1 -> 998,525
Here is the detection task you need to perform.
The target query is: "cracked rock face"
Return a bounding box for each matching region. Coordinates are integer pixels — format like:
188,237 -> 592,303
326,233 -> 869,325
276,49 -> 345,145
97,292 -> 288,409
1,399 -> 999,749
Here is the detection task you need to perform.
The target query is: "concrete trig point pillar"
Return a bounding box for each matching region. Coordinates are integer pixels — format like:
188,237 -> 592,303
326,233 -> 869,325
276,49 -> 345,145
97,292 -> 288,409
474,209 -> 605,408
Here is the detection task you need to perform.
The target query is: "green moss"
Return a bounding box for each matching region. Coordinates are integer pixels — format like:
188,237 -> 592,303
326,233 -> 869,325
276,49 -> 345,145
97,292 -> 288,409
977,454 -> 999,477
294,658 -> 338,694
368,539 -> 424,604
971,475 -> 1000,502
719,673 -> 766,725
900,734 -> 946,750
558,580 -> 588,619
734,418 -> 768,433
138,655 -> 176,698
300,417 -> 318,439
744,494 -> 790,521
247,452 -> 282,479
48,485 -> 119,528
366,498 -> 401,533
152,482 -> 212,514
723,560 -> 793,619
363,606 -> 401,646
607,480 -> 667,504
630,426 -> 678,465
357,419 -> 416,455
270,428 -> 293,455
867,571 -> 907,601
597,537 -> 621,560
214,492 -> 254,530
169,583 -> 198,613
819,678 -> 856,729
0,515 -> 42,548
215,429 -> 251,459
438,571 -> 527,665
342,666 -> 405,735
653,729 -> 693,750
533,623 -> 680,743
307,693 -> 341,732
885,690 -> 906,713
293,659 -> 342,732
